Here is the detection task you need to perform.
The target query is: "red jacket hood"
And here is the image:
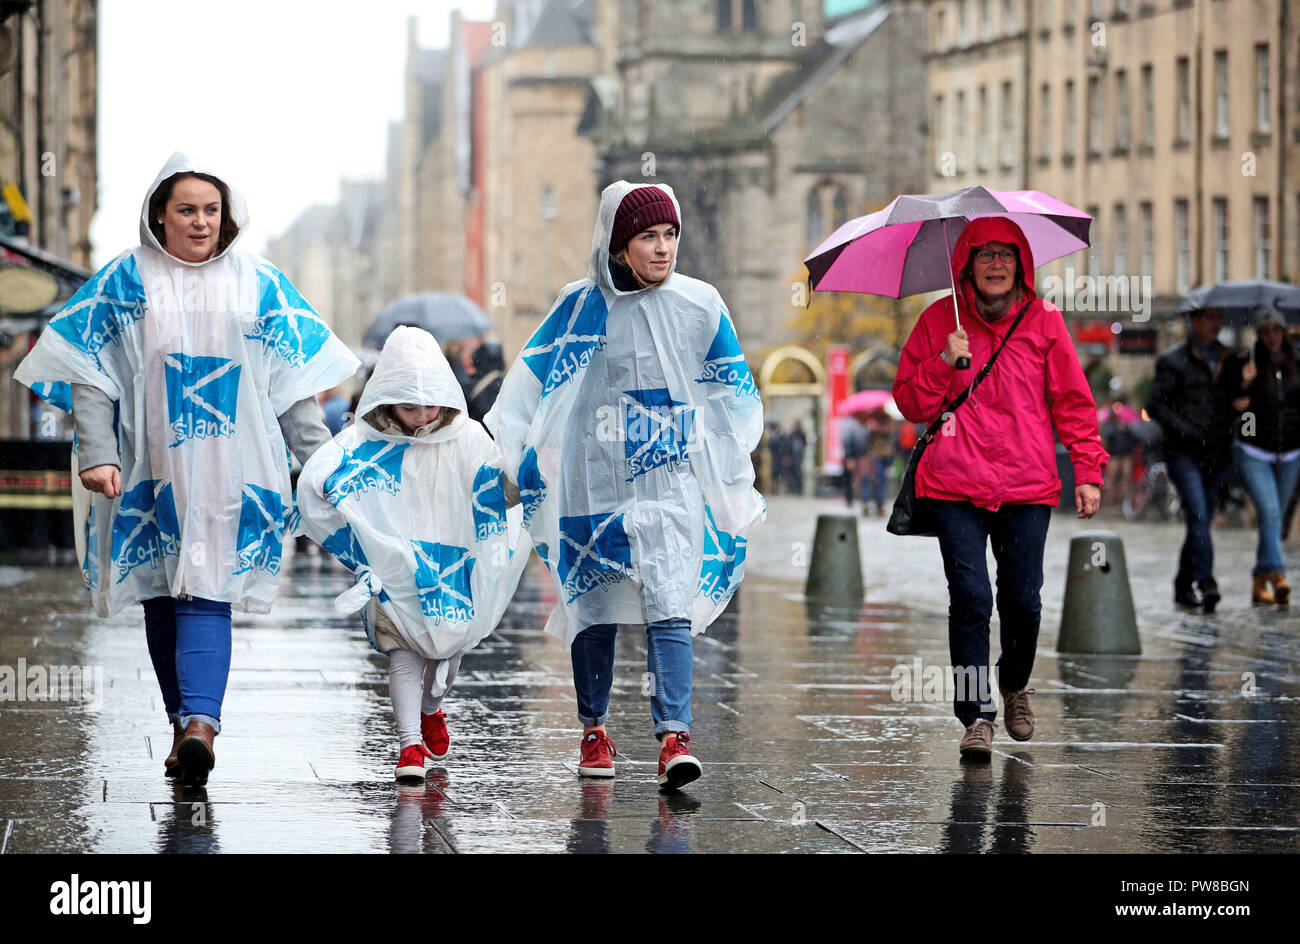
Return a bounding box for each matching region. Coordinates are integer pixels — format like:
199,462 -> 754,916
951,217 -> 1037,318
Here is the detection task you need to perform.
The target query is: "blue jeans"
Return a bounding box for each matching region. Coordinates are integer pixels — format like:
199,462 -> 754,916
571,618 -> 693,736
1165,454 -> 1232,587
1234,446 -> 1300,575
143,596 -> 232,733
934,501 -> 1051,726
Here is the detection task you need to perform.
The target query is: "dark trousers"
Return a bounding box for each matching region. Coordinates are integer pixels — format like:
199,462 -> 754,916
1165,454 -> 1231,588
934,501 -> 1052,726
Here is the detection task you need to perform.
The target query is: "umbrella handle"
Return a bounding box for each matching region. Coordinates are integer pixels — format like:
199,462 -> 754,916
955,356 -> 971,370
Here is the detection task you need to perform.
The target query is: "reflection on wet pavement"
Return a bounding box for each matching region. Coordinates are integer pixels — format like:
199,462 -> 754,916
1,497 -> 1297,853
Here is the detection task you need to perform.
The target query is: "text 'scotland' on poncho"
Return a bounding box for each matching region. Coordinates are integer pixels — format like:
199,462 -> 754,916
296,327 -> 531,662
13,152 -> 359,616
485,181 -> 766,646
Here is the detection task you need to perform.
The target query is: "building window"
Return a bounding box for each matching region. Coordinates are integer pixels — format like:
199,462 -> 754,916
1139,202 -> 1153,281
1175,199 -> 1190,294
935,9 -> 948,49
956,90 -> 968,171
933,94 -> 947,169
1176,56 -> 1191,142
807,183 -> 848,248
1114,69 -> 1129,150
742,0 -> 758,31
716,0 -> 731,31
1090,0 -> 1102,21
1140,64 -> 1154,147
1087,75 -> 1102,155
977,85 -> 990,170
1039,83 -> 1052,160
1041,0 -> 1051,29
806,187 -> 824,250
542,186 -> 557,220
981,0 -> 992,39
1256,44 -> 1271,134
1000,81 -> 1015,166
1064,79 -> 1076,158
1087,205 -> 1101,276
1255,197 -> 1271,279
959,0 -> 969,42
1113,203 -> 1127,274
1003,0 -> 1016,32
1213,197 -> 1229,281
1115,0 -> 1129,15
1215,50 -> 1229,138
833,188 -> 849,229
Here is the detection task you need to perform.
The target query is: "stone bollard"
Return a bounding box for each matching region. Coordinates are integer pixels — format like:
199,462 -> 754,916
805,513 -> 864,601
1057,530 -> 1140,655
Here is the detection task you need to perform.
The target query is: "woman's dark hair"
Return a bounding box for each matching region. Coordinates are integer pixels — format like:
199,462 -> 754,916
1254,332 -> 1298,388
147,172 -> 239,257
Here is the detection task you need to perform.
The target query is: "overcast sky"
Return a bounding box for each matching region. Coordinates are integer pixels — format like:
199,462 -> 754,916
90,0 -> 498,267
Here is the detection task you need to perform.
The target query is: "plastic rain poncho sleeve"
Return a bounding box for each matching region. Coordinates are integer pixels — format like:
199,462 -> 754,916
13,152 -> 359,617
486,181 -> 765,646
296,326 -> 531,662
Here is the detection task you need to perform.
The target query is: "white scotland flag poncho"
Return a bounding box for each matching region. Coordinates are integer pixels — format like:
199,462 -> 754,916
296,327 -> 530,661
485,181 -> 766,646
14,152 -> 359,616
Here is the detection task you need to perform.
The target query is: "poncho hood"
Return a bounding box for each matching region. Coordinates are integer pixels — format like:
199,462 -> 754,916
139,151 -> 248,267
356,326 -> 468,443
590,181 -> 682,297
951,216 -> 1038,316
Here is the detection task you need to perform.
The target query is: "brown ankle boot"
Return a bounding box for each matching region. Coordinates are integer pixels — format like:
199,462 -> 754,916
164,721 -> 185,778
1253,574 -> 1275,605
178,720 -> 216,786
1268,572 -> 1290,605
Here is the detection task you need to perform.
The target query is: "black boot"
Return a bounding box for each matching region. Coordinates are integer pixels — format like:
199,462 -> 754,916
1198,578 -> 1221,614
1174,577 -> 1200,608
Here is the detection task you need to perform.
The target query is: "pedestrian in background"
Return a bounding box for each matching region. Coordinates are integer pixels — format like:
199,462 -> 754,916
487,181 -> 764,789
1221,309 -> 1300,605
1100,394 -> 1138,508
1147,308 -> 1235,611
14,153 -> 357,785
892,217 -> 1106,761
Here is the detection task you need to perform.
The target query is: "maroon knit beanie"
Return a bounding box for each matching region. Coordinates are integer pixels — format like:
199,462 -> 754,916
609,186 -> 680,254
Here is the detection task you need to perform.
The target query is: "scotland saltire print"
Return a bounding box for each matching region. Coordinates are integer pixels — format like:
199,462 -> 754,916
411,540 -> 476,623
110,480 -> 180,583
471,464 -> 507,540
323,439 -> 408,505
233,484 -> 287,576
623,388 -> 694,482
557,512 -> 633,602
245,265 -> 332,367
29,381 -> 73,413
321,524 -> 369,573
697,309 -> 758,399
47,253 -> 147,370
517,447 -> 546,526
163,352 -> 241,446
697,505 -> 746,603
521,284 -> 608,398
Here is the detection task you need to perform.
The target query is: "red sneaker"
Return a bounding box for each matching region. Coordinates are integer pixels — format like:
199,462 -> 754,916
657,731 -> 701,790
395,743 -> 432,782
578,730 -> 616,778
421,709 -> 450,759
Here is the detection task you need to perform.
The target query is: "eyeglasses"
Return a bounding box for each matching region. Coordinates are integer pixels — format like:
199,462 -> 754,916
974,249 -> 1017,264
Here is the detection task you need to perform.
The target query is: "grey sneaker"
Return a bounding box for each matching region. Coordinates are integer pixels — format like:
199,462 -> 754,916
959,718 -> 995,759
1001,687 -> 1036,741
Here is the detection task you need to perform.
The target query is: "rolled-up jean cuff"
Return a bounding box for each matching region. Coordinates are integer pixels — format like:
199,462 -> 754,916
577,711 -> 608,728
181,713 -> 221,734
655,720 -> 689,736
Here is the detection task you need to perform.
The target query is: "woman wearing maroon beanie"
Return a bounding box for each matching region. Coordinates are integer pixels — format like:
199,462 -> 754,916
487,182 -> 765,790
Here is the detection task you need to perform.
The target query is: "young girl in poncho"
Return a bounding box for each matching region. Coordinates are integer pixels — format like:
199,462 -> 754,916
297,327 -> 528,781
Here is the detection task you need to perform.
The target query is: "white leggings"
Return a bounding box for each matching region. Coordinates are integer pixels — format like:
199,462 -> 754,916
389,649 -> 461,748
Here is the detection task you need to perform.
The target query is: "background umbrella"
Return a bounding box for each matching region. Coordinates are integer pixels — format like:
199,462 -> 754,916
835,389 -> 894,416
1175,280 -> 1300,327
805,186 -> 1092,369
363,292 -> 494,349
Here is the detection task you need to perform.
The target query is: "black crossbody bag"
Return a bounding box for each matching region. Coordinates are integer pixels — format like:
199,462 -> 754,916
887,300 -> 1033,537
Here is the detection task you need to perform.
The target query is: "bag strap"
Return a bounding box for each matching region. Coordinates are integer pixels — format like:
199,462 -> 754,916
468,370 -> 502,402
921,298 -> 1034,443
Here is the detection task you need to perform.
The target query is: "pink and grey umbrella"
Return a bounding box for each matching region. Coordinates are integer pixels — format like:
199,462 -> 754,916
835,389 -> 894,416
804,186 -> 1092,369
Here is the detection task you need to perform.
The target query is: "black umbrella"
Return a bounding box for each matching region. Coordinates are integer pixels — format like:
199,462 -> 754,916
1175,280 -> 1300,326
363,292 -> 494,349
